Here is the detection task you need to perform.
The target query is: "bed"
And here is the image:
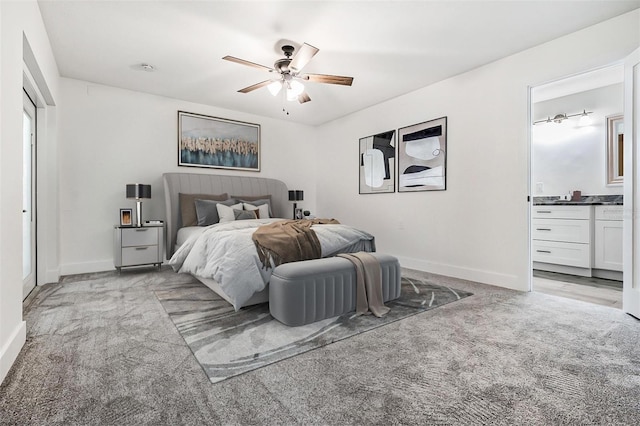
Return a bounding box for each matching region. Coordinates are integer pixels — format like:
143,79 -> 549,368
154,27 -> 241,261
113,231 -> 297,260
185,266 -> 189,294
163,172 -> 376,310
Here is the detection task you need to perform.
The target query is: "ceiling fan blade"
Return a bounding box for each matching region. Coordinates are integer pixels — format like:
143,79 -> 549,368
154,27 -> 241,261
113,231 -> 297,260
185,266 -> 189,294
238,80 -> 272,93
289,43 -> 319,73
222,56 -> 273,72
303,73 -> 354,86
298,92 -> 311,104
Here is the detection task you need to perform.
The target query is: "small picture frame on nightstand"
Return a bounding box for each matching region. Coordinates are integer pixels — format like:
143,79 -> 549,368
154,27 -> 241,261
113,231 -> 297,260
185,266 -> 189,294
120,208 -> 133,226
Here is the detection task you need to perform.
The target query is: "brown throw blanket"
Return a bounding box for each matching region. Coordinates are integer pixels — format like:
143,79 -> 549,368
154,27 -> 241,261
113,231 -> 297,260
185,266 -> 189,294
337,252 -> 390,318
252,218 -> 340,268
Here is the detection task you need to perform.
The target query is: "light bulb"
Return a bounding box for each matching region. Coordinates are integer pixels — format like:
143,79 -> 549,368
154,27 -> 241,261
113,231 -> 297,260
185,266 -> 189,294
267,81 -> 282,96
289,80 -> 304,96
286,80 -> 305,100
578,111 -> 592,127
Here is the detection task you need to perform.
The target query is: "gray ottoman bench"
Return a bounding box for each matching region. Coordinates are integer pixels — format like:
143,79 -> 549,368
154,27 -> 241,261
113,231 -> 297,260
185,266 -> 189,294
269,253 -> 401,326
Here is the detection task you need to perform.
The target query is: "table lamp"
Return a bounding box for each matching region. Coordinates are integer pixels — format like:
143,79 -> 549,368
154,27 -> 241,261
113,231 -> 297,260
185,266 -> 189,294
288,190 -> 304,219
126,184 -> 151,227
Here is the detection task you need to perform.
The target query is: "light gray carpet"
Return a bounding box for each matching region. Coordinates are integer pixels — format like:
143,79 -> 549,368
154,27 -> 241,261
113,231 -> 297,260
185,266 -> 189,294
1,266 -> 640,425
155,277 -> 472,383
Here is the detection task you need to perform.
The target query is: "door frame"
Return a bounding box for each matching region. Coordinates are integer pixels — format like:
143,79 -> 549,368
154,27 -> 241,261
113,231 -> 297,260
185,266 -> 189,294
22,90 -> 37,299
622,47 -> 640,318
527,62 -> 626,294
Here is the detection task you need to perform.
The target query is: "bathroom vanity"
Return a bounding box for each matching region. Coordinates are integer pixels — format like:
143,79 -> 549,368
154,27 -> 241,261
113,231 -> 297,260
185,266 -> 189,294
532,195 -> 623,280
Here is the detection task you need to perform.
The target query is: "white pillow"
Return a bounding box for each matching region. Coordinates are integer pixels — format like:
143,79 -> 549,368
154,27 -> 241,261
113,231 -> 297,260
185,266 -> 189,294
243,202 -> 270,219
216,203 -> 243,223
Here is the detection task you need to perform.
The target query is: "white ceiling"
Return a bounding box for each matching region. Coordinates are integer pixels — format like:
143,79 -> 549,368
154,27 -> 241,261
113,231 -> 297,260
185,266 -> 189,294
38,0 -> 640,126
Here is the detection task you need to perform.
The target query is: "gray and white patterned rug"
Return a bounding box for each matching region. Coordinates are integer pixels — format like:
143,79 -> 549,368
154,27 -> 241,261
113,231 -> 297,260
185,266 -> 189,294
155,277 -> 472,383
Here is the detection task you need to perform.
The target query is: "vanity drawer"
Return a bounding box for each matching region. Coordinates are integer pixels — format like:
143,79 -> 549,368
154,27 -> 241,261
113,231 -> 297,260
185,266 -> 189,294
532,205 -> 591,220
595,205 -> 623,221
532,240 -> 591,268
121,227 -> 159,247
532,219 -> 590,243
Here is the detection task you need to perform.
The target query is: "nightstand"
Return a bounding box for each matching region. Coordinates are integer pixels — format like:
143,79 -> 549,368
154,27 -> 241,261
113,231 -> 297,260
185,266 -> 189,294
114,224 -> 164,271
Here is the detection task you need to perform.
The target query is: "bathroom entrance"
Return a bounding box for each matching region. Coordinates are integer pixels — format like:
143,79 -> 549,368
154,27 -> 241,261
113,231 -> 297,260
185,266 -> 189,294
529,65 -> 624,308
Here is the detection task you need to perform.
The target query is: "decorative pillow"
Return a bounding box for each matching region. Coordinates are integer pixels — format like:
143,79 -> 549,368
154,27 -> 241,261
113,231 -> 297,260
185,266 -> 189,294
234,196 -> 273,217
194,198 -> 238,226
179,193 -> 229,227
234,209 -> 257,220
216,203 -> 243,223
243,202 -> 270,219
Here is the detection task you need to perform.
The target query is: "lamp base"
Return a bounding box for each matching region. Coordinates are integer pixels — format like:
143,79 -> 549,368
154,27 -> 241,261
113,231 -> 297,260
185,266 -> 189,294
136,201 -> 143,227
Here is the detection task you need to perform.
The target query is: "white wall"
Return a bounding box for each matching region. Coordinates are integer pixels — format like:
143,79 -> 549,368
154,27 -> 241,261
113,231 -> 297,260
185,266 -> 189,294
0,0 -> 59,384
58,78 -> 317,274
313,10 -> 640,291
533,84 -> 623,197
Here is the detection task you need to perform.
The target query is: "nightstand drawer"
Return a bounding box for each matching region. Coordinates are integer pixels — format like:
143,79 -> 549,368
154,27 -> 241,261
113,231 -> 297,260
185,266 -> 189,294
121,227 -> 158,247
122,246 -> 159,266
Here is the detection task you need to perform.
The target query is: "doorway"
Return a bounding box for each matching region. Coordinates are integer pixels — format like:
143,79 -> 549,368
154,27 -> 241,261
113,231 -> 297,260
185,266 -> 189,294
529,65 -> 624,309
23,90 -> 37,299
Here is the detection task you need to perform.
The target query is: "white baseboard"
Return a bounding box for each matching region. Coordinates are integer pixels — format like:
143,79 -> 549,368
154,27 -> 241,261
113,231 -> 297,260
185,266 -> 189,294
42,267 -> 60,285
395,255 -> 525,291
0,321 -> 26,385
60,259 -> 114,276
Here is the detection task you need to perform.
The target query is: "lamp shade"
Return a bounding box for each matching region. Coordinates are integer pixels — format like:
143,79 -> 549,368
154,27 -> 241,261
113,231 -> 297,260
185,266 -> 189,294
288,190 -> 304,201
126,184 -> 151,200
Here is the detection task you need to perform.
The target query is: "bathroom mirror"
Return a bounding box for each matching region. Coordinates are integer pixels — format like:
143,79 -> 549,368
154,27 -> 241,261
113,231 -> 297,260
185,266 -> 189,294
607,114 -> 624,185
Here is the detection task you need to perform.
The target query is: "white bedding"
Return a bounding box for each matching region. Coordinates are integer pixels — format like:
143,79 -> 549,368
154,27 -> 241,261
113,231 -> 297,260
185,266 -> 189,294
168,218 -> 375,310
176,226 -> 205,247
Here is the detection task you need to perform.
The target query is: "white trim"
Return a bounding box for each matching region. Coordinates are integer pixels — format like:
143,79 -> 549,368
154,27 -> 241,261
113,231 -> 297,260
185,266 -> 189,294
395,255 -> 521,291
622,47 -> 640,318
0,321 -> 26,385
527,84 -> 534,292
59,259 -> 115,276
44,267 -> 60,284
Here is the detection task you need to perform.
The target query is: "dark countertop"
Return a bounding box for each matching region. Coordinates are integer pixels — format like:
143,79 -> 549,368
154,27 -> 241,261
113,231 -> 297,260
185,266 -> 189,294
533,195 -> 623,206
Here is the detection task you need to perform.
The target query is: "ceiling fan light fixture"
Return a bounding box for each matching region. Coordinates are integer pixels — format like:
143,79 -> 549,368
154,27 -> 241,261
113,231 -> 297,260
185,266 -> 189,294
223,41 -> 353,106
286,80 -> 305,101
267,81 -> 282,96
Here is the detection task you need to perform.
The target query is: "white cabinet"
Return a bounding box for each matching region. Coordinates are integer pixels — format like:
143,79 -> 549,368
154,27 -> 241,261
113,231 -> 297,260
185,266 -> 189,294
532,205 -> 593,275
114,225 -> 164,271
594,206 -> 623,272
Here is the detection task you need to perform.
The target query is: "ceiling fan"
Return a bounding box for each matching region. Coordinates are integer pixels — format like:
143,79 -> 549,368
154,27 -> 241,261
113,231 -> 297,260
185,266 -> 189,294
222,43 -> 353,104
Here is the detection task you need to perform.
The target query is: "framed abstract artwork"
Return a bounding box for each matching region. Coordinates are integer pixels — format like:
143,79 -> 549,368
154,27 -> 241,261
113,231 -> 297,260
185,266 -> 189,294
178,111 -> 260,171
397,117 -> 447,192
359,130 -> 396,194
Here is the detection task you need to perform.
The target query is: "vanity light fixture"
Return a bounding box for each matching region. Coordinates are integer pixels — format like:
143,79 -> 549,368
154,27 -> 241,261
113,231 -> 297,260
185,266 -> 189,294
533,109 -> 593,125
578,110 -> 593,126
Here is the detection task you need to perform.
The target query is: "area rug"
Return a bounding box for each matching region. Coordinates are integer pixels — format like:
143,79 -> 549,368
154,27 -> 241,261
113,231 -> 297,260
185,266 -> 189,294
155,277 -> 472,383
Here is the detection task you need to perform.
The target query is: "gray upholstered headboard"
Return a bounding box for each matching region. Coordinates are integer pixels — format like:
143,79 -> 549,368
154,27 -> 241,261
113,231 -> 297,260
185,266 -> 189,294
163,172 -> 289,259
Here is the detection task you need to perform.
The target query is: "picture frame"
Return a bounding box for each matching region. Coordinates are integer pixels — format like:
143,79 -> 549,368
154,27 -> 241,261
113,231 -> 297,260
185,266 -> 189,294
359,130 -> 396,194
120,208 -> 133,226
178,111 -> 260,171
294,208 -> 303,220
397,116 -> 447,192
